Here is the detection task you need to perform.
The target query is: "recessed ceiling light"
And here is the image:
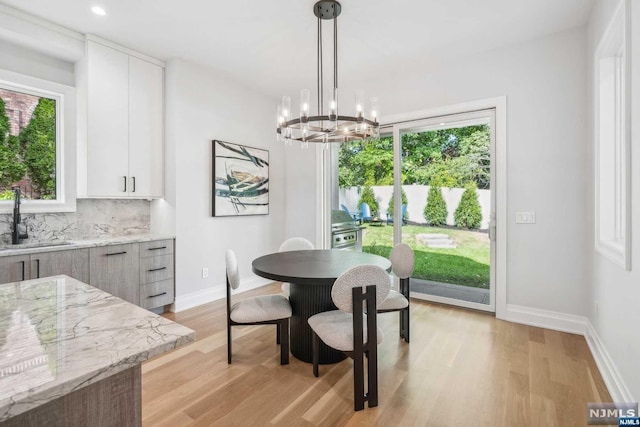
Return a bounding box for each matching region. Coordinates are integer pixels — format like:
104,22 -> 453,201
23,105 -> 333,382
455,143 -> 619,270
91,6 -> 106,16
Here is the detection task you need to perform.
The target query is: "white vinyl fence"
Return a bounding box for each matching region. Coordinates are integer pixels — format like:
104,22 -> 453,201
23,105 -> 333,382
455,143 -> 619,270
339,185 -> 491,230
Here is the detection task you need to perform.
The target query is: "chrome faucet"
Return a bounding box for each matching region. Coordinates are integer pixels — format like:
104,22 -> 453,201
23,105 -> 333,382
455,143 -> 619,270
11,187 -> 28,245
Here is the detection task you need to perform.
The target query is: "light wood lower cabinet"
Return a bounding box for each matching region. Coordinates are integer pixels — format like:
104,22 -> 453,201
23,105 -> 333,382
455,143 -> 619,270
89,243 -> 140,305
30,249 -> 90,283
0,255 -> 31,283
1,240 -> 175,311
0,250 -> 90,284
139,240 -> 174,310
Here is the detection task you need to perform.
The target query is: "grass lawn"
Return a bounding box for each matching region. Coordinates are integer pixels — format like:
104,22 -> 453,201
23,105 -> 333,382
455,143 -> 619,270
362,224 -> 490,289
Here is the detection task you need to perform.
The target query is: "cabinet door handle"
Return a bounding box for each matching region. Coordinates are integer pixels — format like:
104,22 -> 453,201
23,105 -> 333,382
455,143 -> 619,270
106,251 -> 127,256
148,267 -> 167,272
132,176 -> 136,193
35,259 -> 40,278
123,176 -> 127,192
20,260 -> 25,281
148,292 -> 167,299
148,246 -> 167,251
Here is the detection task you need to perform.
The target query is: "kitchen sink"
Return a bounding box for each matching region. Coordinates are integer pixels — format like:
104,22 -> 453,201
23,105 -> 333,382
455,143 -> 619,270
0,241 -> 73,251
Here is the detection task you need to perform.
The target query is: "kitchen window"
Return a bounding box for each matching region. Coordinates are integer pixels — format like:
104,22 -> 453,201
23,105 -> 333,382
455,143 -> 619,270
0,69 -> 76,213
594,0 -> 630,270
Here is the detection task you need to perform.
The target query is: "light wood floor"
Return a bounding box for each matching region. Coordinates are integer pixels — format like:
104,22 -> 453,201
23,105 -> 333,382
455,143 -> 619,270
142,283 -> 610,426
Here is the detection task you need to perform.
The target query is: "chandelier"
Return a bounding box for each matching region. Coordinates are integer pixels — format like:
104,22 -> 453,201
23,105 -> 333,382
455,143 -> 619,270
277,0 -> 380,146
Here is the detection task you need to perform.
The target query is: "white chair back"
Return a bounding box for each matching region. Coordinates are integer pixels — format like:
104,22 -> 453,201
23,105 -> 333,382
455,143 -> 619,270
331,265 -> 391,312
390,243 -> 414,279
279,237 -> 314,252
225,249 -> 240,290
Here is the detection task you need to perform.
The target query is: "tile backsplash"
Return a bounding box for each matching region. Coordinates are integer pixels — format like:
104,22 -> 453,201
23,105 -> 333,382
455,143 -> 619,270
0,199 -> 150,244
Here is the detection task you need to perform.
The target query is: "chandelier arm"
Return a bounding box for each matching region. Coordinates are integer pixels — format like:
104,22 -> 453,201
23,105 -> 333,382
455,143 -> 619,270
319,13 -> 324,116
317,13 -> 321,117
334,12 -> 338,91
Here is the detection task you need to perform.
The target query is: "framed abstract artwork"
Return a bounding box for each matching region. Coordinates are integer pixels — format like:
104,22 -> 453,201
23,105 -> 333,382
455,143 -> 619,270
212,140 -> 269,216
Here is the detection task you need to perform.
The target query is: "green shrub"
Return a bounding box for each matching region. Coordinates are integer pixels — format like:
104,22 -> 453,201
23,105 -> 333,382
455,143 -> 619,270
358,186 -> 379,215
454,184 -> 482,229
424,186 -> 447,226
0,189 -> 14,200
387,188 -> 408,220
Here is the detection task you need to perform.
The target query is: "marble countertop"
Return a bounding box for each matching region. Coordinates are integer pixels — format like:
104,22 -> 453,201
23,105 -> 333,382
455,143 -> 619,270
0,234 -> 175,257
0,275 -> 194,421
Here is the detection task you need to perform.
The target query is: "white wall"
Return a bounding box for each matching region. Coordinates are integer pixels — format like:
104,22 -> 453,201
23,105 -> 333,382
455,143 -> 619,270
0,40 -> 75,86
587,0 -> 639,401
287,27 -> 590,316
283,145 -> 318,244
152,59 -> 286,310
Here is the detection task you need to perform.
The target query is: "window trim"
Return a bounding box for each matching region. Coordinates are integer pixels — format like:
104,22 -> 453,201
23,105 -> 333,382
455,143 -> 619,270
593,0 -> 631,270
0,68 -> 76,213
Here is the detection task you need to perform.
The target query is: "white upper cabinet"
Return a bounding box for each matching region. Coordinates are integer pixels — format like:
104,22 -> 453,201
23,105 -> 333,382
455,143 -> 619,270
129,56 -> 164,198
78,38 -> 164,198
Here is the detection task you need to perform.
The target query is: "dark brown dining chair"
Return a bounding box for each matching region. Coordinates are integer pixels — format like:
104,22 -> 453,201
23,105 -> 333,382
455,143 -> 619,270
378,243 -> 414,342
225,249 -> 292,365
307,265 -> 391,411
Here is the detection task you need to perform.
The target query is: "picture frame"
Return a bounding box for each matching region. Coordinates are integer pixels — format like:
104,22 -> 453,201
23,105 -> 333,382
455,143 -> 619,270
212,140 -> 269,217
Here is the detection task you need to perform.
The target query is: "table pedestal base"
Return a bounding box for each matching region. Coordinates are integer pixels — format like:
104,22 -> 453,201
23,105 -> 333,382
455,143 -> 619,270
289,282 -> 347,364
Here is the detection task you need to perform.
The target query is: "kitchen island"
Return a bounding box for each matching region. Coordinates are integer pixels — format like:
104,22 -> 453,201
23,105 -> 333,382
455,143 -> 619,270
0,275 -> 194,426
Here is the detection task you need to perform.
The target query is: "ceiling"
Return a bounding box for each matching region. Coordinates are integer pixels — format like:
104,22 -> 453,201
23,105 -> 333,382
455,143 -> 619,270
1,0 -> 594,99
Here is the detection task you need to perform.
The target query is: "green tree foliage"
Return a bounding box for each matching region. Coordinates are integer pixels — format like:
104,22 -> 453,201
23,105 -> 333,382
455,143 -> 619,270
358,185 -> 379,215
20,98 -> 56,198
339,137 -> 393,188
454,184 -> 483,229
423,186 -> 447,226
339,125 -> 491,189
0,97 -> 26,189
387,188 -> 408,219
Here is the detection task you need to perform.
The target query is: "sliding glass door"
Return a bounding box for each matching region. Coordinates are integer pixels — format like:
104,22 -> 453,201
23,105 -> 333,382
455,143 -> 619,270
390,110 -> 496,312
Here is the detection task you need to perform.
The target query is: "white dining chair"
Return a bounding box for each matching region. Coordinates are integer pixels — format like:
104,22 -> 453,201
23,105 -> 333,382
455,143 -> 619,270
278,237 -> 314,297
225,249 -> 292,365
307,265 -> 390,411
378,243 -> 414,342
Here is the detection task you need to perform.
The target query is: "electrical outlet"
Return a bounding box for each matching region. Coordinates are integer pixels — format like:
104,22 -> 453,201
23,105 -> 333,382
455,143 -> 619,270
202,268 -> 208,279
515,212 -> 536,224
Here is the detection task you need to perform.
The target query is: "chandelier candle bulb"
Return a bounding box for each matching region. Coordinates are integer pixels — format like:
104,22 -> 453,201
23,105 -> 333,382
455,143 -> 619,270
276,106 -> 284,141
300,89 -> 310,120
281,96 -> 291,119
370,97 -> 379,123
355,89 -> 364,119
330,88 -> 338,118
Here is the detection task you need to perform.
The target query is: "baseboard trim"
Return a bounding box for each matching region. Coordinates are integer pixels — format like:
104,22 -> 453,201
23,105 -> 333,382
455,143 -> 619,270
584,320 -> 634,402
172,276 -> 274,313
503,304 -> 587,335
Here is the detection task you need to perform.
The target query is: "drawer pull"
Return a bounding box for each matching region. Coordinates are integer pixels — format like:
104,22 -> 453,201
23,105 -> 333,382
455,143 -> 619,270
148,267 -> 167,272
148,292 -> 167,299
20,260 -> 25,281
106,251 -> 127,256
148,246 -> 167,251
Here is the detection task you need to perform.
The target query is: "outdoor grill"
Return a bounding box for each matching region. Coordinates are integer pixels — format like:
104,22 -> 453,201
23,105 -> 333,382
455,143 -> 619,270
331,210 -> 363,251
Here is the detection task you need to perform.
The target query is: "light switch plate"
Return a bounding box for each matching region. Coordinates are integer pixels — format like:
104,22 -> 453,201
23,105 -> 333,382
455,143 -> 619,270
516,212 -> 536,224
